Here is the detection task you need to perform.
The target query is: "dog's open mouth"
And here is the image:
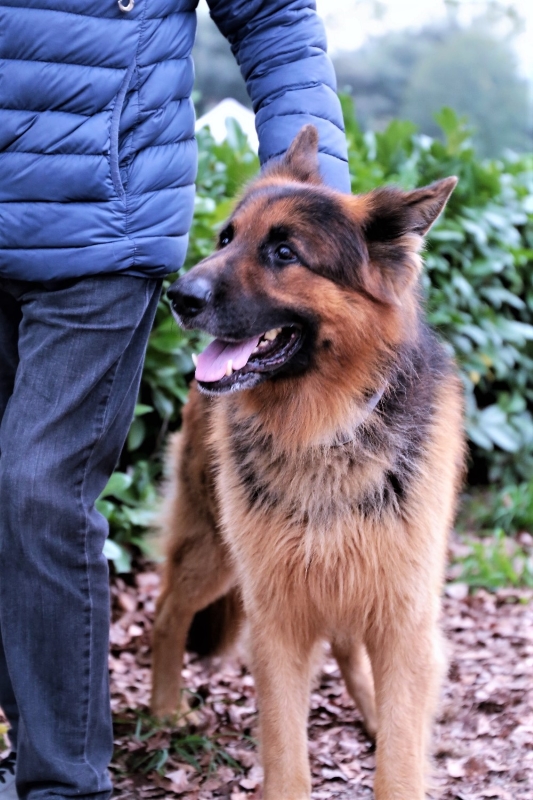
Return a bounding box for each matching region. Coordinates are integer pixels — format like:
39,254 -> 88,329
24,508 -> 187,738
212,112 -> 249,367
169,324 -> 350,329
194,325 -> 303,394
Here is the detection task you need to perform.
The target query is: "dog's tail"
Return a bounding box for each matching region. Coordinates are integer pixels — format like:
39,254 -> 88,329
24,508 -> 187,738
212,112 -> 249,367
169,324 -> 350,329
186,587 -> 244,657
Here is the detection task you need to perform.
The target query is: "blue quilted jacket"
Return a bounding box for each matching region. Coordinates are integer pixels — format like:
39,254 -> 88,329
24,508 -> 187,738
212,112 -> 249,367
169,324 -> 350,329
0,0 -> 349,282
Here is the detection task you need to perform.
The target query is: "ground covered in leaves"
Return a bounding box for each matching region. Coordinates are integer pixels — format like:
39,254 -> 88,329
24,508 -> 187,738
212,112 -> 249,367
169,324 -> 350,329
109,556 -> 533,800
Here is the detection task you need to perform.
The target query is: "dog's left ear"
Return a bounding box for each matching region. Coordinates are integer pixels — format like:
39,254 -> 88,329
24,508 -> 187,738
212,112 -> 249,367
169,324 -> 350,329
359,177 -> 458,304
267,125 -> 322,184
365,177 -> 458,239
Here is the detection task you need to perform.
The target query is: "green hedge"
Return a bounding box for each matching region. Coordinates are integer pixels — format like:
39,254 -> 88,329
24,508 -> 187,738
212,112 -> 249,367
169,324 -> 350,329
99,106 -> 533,570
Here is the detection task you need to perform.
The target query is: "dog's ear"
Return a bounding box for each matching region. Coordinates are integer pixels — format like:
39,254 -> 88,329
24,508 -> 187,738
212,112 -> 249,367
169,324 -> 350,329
267,125 -> 322,184
358,177 -> 457,304
365,177 -> 458,240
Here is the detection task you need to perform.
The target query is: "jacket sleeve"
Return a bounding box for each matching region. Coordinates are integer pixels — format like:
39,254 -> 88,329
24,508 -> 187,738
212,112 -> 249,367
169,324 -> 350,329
205,0 -> 351,193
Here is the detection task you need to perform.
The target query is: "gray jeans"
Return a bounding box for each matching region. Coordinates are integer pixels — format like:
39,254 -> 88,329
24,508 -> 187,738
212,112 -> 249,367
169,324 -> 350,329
0,275 -> 162,799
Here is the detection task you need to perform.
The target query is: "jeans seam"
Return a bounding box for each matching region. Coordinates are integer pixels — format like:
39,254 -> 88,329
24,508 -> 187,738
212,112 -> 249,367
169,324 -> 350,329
77,285 -> 154,783
77,357 -> 121,785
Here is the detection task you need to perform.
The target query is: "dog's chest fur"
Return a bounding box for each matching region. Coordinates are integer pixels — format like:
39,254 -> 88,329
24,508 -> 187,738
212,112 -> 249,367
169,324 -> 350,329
206,338 -> 451,627
216,339 -> 439,530
223,413 -> 410,530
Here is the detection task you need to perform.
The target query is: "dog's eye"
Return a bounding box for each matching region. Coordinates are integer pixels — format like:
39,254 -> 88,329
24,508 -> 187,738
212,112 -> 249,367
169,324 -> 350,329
275,244 -> 297,263
219,226 -> 233,248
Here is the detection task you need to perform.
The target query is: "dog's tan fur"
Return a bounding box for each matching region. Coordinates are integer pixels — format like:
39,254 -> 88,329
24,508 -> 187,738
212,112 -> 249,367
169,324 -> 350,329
151,126 -> 465,800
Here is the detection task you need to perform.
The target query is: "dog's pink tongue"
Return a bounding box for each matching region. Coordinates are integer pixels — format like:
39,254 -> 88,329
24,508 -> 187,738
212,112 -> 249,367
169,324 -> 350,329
195,336 -> 260,383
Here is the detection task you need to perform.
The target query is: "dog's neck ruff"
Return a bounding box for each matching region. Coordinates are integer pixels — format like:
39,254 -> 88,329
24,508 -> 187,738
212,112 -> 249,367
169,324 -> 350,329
330,386 -> 386,447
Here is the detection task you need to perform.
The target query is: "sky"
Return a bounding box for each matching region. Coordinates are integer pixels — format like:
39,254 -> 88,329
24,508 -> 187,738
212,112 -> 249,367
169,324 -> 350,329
316,0 -> 532,79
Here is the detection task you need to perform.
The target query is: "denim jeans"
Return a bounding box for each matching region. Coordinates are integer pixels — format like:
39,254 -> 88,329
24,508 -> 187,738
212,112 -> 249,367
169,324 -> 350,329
0,275 -> 162,799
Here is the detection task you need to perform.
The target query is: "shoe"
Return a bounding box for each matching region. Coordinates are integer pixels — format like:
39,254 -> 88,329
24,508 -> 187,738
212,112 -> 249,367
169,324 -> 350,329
0,752 -> 17,799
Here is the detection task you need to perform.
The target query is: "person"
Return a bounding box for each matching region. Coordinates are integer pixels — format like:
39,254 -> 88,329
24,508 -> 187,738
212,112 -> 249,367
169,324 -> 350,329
0,1 -> 350,798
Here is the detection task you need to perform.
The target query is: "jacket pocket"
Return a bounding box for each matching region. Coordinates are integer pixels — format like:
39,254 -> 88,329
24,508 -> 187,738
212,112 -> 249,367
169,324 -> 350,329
109,59 -> 137,200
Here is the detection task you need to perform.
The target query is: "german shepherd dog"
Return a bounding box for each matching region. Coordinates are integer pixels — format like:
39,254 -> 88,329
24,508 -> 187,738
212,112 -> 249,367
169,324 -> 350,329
151,126 -> 464,800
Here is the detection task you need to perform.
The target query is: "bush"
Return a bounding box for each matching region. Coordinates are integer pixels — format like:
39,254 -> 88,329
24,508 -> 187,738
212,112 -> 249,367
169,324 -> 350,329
100,106 -> 533,570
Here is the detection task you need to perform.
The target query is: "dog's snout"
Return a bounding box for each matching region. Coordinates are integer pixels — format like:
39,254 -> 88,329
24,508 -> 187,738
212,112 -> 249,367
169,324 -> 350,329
168,275 -> 213,317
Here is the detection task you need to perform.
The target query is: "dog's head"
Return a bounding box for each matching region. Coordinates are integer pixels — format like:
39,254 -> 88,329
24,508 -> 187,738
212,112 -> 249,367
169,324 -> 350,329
168,126 -> 456,397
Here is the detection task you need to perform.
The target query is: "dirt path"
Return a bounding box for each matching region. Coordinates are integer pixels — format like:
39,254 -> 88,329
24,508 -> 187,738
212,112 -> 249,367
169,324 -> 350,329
109,570 -> 533,800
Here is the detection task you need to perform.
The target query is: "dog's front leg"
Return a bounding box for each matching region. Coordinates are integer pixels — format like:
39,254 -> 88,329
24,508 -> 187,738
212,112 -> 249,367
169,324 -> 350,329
249,622 -> 316,800
367,618 -> 445,800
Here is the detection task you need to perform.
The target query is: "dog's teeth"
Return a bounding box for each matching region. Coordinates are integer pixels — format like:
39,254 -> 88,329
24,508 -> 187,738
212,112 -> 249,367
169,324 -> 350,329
192,353 -> 198,367
264,328 -> 281,341
252,328 -> 282,354
225,359 -> 233,377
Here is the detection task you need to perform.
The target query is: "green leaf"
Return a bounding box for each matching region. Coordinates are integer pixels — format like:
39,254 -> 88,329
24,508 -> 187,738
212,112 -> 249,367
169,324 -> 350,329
100,472 -> 133,500
103,539 -> 132,573
487,425 -> 522,453
152,387 -> 176,420
150,331 -> 188,354
128,418 -> 146,452
134,403 -> 153,417
122,506 -> 156,527
428,228 -> 465,243
95,499 -> 115,519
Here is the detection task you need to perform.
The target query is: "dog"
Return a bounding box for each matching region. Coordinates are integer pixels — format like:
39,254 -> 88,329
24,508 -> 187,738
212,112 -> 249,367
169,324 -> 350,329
151,125 -> 464,800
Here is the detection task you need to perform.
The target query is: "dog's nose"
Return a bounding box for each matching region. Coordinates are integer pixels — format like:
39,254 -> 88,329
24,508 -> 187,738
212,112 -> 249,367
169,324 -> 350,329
167,275 -> 213,317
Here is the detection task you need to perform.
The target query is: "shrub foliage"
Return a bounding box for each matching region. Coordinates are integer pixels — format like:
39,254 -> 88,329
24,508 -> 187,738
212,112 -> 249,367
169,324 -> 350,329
100,107 -> 533,569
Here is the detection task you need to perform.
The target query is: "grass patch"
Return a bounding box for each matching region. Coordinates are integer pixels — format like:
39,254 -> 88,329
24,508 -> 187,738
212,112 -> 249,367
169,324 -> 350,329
452,483 -> 533,590
112,705 -> 253,782
453,528 -> 533,590
460,482 -> 533,536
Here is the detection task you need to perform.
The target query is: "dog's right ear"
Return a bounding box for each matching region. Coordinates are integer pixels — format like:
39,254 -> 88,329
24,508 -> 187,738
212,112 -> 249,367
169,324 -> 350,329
265,125 -> 322,184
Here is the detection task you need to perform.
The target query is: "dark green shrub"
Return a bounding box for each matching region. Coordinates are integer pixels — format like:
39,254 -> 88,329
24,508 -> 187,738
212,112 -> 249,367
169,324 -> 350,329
101,106 -> 533,569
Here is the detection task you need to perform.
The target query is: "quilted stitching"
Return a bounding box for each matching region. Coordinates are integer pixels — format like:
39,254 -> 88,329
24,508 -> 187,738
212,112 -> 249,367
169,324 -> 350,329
0,0 -> 348,281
